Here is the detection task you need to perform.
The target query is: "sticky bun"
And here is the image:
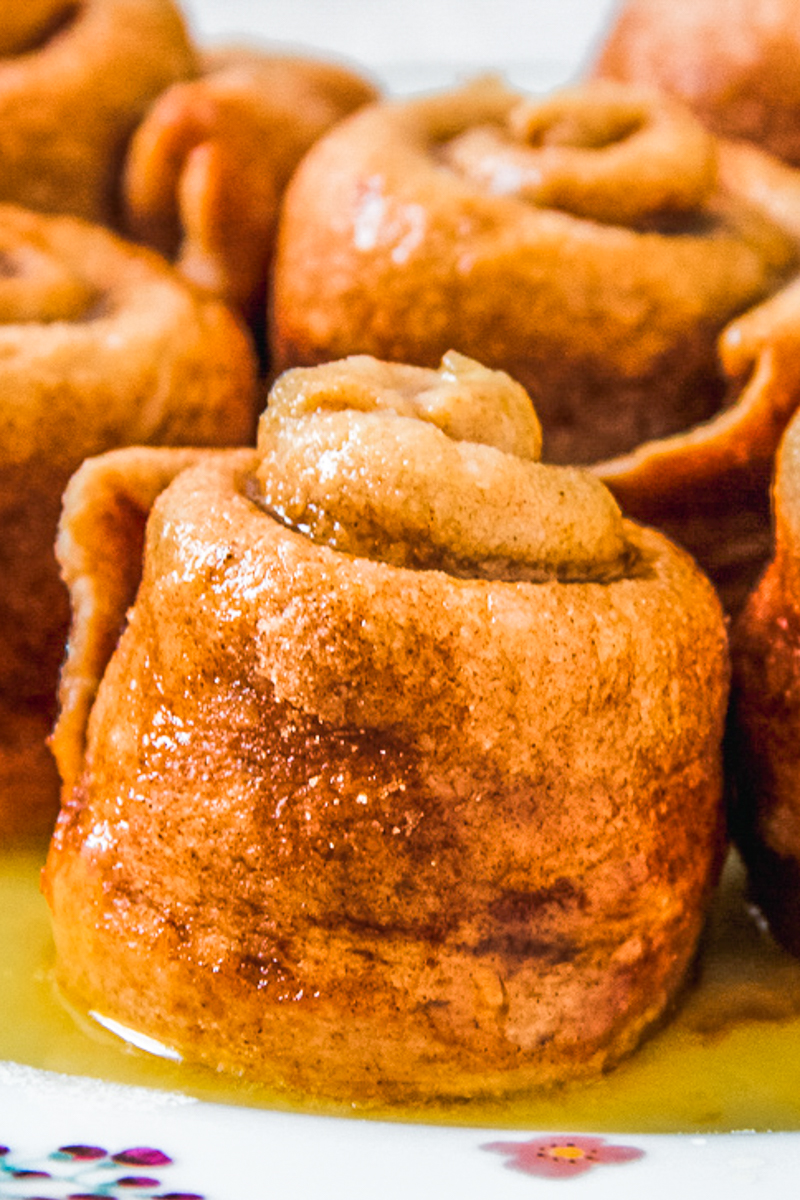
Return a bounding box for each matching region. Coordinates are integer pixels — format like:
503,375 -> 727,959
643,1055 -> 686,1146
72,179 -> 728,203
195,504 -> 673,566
45,353 -> 729,1103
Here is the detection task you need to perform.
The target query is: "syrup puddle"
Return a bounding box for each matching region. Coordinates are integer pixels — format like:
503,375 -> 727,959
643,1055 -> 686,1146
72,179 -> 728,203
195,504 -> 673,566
4,844 -> 800,1131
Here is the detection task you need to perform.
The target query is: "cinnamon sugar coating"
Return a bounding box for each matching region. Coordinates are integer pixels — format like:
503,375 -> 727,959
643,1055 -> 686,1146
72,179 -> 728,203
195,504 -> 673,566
0,0 -> 196,223
272,78 -> 800,609
45,355 -> 729,1103
0,205 -> 257,839
730,411 -> 800,954
123,46 -> 377,315
594,0 -> 800,168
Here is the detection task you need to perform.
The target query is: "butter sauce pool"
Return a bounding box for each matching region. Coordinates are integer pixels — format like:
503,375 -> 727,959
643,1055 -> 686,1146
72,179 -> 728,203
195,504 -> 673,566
4,845 -> 800,1132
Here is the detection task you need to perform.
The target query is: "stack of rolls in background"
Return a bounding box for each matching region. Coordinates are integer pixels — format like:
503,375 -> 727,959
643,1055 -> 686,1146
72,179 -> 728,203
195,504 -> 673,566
0,0 -> 379,840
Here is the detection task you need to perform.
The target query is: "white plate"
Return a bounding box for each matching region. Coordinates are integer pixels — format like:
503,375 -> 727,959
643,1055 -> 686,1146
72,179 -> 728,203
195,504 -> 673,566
2,1061 -> 800,1200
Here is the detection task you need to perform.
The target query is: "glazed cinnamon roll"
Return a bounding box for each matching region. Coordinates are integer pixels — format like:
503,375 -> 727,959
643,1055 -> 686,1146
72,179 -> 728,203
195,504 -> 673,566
594,0 -> 800,168
123,47 -> 378,316
0,205 -> 257,840
272,78 -> 800,608
45,352 -> 729,1104
0,0 -> 196,223
730,408 -> 800,955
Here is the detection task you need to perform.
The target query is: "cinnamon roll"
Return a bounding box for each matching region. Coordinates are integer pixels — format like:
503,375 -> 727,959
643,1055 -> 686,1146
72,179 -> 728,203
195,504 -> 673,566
271,77 -> 800,608
0,0 -> 196,223
44,352 -> 729,1104
0,204 -> 257,839
123,46 -> 378,316
730,407 -> 800,955
594,0 -> 800,168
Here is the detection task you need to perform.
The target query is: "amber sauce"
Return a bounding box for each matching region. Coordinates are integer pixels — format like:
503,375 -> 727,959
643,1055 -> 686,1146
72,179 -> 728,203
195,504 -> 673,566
4,843 -> 800,1132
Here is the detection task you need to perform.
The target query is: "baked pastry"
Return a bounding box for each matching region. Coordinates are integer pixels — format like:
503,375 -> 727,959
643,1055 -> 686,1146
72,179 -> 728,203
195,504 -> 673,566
45,352 -> 729,1104
271,78 -> 800,609
0,204 -> 257,840
272,79 -> 798,464
123,46 -> 378,317
599,269 -> 800,613
594,0 -> 800,167
730,407 -> 800,955
0,0 -> 196,223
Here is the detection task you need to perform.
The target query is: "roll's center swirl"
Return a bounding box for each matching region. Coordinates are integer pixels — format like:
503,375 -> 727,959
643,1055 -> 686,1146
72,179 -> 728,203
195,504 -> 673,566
0,236 -> 97,323
440,81 -> 718,226
253,351 -> 631,582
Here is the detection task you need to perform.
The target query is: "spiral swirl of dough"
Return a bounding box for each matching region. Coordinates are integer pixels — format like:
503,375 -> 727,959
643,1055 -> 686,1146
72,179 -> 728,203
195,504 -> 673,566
0,0 -> 196,222
0,1 -> 82,54
441,81 -> 717,225
730,407 -> 800,954
0,234 -> 96,324
255,352 -> 629,582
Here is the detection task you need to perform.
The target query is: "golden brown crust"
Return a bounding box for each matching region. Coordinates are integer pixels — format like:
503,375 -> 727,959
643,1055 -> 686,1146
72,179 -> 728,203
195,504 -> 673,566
594,0 -> 800,167
0,204 -> 258,840
45,355 -> 729,1103
52,445 -> 225,796
0,0 -> 196,223
730,411 -> 800,953
123,46 -> 378,314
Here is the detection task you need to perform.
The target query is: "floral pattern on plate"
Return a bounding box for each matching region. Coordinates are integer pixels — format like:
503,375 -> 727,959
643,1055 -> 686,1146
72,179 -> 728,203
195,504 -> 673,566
483,1133 -> 646,1179
0,1143 -> 202,1199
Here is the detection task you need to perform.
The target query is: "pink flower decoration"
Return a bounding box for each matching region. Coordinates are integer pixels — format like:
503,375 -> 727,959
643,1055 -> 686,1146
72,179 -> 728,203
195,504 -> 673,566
112,1148 -> 173,1167
482,1134 -> 645,1179
58,1146 -> 108,1161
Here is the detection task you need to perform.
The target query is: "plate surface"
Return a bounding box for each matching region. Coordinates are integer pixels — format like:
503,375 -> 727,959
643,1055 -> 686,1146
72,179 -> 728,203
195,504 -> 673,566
3,1061 -> 800,1200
